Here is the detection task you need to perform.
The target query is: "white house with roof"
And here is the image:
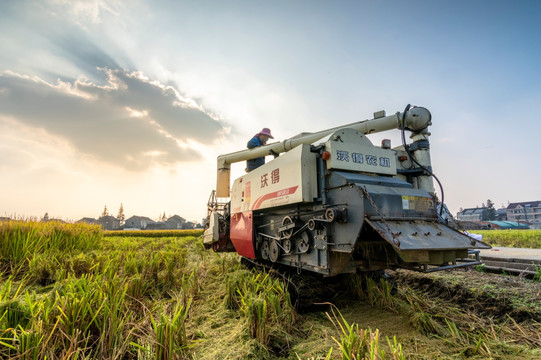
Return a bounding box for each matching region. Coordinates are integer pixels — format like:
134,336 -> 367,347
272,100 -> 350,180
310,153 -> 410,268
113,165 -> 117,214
506,201 -> 541,228
456,207 -> 489,222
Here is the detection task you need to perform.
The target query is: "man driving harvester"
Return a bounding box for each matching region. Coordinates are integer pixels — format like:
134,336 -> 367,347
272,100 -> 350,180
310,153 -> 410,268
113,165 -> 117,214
246,128 -> 274,172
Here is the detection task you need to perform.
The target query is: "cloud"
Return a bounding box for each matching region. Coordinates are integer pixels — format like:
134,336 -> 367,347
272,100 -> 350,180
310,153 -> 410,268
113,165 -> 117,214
0,68 -> 227,171
48,0 -> 121,26
51,35 -> 121,80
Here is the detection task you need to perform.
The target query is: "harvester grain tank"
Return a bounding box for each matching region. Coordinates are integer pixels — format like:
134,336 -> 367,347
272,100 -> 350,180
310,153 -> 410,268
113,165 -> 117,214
204,105 -> 489,276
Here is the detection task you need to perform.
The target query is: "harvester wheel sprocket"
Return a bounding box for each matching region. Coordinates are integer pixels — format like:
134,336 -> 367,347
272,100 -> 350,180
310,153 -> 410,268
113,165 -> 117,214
307,218 -> 317,231
269,240 -> 280,262
297,232 -> 310,253
283,238 -> 293,254
280,216 -> 295,239
261,240 -> 270,260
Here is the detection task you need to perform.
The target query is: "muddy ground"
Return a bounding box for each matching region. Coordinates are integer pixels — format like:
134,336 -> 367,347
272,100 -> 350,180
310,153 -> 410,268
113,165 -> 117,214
323,268 -> 541,359
395,268 -> 541,322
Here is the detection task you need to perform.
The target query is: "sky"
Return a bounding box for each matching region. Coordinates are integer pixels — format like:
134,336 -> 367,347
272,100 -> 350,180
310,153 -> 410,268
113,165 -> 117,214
1,0 -> 540,222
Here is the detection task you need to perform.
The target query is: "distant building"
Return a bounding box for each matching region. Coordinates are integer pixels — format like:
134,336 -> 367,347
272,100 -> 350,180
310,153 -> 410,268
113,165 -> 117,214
42,218 -> 67,223
97,215 -> 120,230
456,208 -> 489,222
506,201 -> 541,228
194,222 -> 204,229
74,213 -> 202,230
124,215 -> 155,230
457,220 -> 528,231
484,221 -> 529,230
165,215 -> 186,229
182,221 -> 195,230
76,217 -> 98,225
457,221 -> 491,231
495,208 -> 507,221
146,222 -> 166,230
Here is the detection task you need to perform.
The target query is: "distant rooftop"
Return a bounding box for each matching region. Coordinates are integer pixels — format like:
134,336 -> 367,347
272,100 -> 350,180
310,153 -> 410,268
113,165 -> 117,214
507,201 -> 541,209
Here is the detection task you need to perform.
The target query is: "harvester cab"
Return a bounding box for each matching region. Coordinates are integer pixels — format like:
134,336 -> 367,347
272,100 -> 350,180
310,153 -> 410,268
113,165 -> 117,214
203,105 -> 490,276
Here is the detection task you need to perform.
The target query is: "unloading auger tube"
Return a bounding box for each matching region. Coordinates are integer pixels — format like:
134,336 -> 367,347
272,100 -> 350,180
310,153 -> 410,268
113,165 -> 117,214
205,105 -> 490,277
216,106 -> 432,197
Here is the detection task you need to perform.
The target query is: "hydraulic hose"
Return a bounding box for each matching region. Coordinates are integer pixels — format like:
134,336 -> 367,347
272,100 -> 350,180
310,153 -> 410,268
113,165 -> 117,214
401,104 -> 445,217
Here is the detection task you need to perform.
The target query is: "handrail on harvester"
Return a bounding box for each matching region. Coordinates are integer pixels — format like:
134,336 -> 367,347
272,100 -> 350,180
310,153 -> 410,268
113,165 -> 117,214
216,106 -> 432,197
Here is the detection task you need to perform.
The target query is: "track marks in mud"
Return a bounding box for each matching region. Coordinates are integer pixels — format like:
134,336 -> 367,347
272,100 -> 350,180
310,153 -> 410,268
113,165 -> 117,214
395,270 -> 541,323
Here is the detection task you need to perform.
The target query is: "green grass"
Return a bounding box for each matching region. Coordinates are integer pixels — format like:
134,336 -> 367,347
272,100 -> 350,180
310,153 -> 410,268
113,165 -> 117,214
534,265 -> 541,282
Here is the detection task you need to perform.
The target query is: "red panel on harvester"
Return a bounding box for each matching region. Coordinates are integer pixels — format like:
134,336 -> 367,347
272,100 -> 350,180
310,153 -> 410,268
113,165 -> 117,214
230,211 -> 255,258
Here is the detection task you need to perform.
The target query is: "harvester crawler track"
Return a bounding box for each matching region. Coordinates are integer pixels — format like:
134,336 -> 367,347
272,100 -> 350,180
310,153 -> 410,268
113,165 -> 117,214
240,257 -> 346,311
240,257 -> 397,311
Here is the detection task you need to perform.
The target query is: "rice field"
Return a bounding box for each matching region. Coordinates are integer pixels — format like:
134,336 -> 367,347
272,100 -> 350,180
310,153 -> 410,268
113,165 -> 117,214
474,229 -> 541,248
0,220 -> 539,359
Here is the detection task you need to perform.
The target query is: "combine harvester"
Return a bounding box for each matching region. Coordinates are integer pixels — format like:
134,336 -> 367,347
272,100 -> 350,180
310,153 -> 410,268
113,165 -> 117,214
203,105 -> 489,285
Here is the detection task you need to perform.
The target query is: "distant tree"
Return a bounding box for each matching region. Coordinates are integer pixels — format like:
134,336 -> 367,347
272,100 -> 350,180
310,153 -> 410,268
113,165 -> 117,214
117,203 -> 125,225
101,206 -> 109,218
486,199 -> 496,221
42,212 -> 49,222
